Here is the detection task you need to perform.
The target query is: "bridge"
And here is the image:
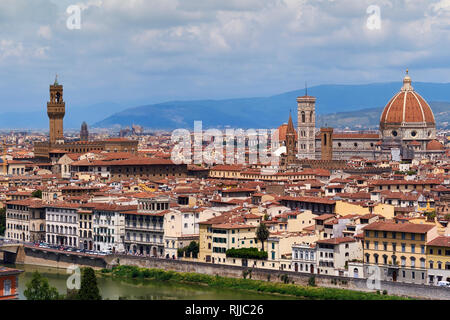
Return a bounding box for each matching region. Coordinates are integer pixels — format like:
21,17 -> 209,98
0,242 -> 109,268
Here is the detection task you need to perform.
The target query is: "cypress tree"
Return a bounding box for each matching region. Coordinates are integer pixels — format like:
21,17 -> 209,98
77,267 -> 102,300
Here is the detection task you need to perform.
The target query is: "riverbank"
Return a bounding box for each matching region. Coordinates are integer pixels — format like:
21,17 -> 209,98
4,263 -> 292,300
100,265 -> 411,300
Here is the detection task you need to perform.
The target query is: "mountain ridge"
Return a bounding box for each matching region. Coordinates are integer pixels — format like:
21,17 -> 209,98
94,81 -> 450,130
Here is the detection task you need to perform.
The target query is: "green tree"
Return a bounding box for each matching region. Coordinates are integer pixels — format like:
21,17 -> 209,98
32,190 -> 42,199
0,207 -> 6,236
24,272 -> 61,300
77,267 -> 102,300
187,241 -> 199,258
256,223 -> 270,251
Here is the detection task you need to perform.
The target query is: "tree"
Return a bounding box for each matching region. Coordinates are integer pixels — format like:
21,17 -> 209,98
32,190 -> 42,199
77,267 -> 102,300
187,241 -> 199,258
24,272 -> 60,300
256,223 -> 270,252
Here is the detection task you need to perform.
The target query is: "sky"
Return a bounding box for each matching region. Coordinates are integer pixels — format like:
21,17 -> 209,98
2,0 -> 450,112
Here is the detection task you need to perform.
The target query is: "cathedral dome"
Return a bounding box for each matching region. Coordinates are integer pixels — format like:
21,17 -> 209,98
426,139 -> 444,151
380,70 -> 435,130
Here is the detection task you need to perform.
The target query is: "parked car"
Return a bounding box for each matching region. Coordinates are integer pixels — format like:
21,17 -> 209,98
437,281 -> 450,287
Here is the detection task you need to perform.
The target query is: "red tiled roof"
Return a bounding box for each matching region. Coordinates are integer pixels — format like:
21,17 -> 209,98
362,221 -> 435,234
427,236 -> 450,248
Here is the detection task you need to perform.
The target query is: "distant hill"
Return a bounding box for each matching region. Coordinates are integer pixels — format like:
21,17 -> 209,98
94,82 -> 450,130
316,102 -> 450,130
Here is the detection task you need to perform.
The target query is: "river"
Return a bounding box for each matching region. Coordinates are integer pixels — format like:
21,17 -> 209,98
2,263 -> 298,300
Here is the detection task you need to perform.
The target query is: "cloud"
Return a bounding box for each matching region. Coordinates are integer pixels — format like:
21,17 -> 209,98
1,0 -> 450,111
38,26 -> 52,39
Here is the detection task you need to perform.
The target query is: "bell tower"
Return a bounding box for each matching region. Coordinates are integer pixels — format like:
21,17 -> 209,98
47,75 -> 65,144
297,86 -> 316,159
286,112 -> 297,165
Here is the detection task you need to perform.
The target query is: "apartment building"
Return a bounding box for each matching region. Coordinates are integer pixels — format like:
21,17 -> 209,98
45,203 -> 80,247
426,236 -> 450,285
124,196 -> 170,256
91,203 -> 136,253
163,207 -> 218,259
362,221 -> 439,284
5,199 -> 45,243
316,237 -> 361,276
292,243 -> 317,274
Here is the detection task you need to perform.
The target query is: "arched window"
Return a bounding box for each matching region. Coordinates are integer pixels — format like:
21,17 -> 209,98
301,111 -> 306,123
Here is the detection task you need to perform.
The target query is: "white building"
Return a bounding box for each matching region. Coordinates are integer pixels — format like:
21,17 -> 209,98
92,203 -> 134,253
292,243 -> 317,274
45,203 -> 79,247
316,237 -> 362,276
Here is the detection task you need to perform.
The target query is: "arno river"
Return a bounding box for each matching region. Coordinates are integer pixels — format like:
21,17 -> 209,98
3,264 -> 297,300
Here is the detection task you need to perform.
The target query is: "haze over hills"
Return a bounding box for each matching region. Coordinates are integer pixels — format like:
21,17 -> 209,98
1,82 -> 449,130
94,82 -> 450,130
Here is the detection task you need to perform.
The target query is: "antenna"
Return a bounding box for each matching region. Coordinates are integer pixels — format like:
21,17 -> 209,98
305,81 -> 308,96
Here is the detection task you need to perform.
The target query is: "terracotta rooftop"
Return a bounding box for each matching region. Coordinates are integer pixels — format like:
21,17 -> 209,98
362,221 -> 435,234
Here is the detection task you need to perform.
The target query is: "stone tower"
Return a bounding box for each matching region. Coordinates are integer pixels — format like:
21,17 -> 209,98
47,75 -> 65,144
297,94 -> 316,159
320,127 -> 333,161
286,112 -> 297,165
80,121 -> 89,141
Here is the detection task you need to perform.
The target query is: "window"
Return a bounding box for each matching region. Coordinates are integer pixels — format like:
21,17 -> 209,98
3,279 -> 11,296
401,243 -> 406,253
411,234 -> 415,241
374,242 -> 378,250
365,241 -> 370,249
411,244 -> 415,253
401,233 -> 405,240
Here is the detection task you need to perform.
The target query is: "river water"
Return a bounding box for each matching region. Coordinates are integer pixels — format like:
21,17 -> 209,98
2,264 -> 297,300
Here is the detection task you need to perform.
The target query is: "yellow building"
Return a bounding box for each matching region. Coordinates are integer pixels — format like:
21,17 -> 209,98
334,200 -> 394,220
198,223 -> 212,263
362,221 -> 438,284
426,236 -> 450,285
210,223 -> 257,264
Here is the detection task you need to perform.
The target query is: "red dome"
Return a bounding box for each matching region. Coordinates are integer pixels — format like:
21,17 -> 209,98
426,140 -> 444,151
380,72 -> 435,129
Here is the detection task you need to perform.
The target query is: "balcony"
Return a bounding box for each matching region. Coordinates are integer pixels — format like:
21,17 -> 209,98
124,238 -> 163,246
125,224 -> 164,232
